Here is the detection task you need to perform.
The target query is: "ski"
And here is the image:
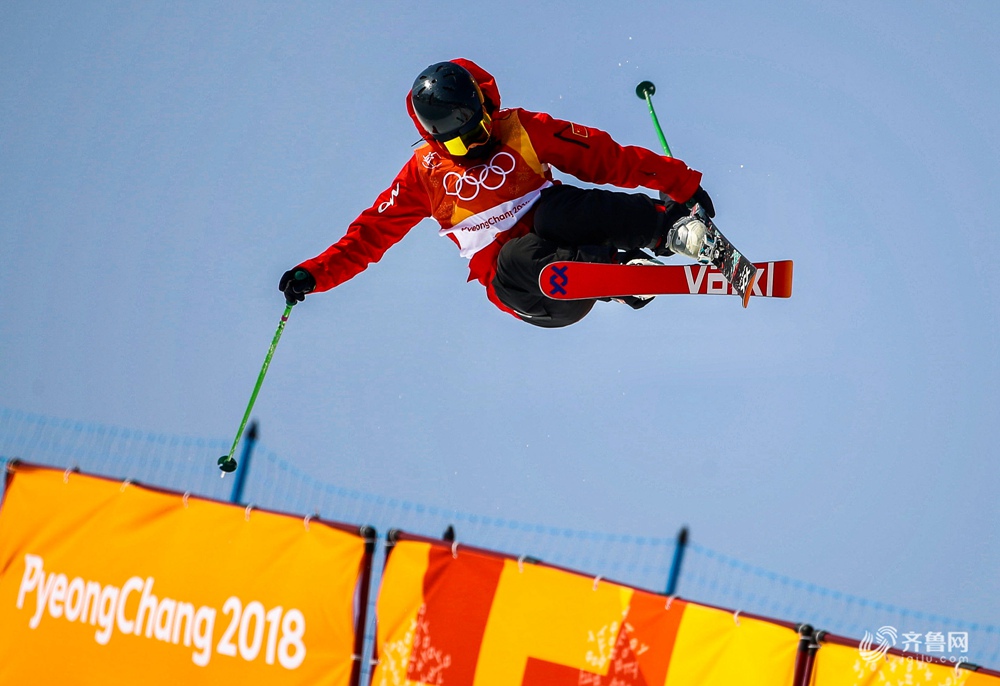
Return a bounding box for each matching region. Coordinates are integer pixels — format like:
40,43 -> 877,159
539,259 -> 793,301
703,215 -> 758,307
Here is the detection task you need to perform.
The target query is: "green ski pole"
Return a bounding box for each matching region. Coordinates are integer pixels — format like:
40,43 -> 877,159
217,275 -> 303,474
636,81 -> 673,158
637,80 -> 704,216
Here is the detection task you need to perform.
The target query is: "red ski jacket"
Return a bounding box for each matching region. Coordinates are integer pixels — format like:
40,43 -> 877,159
299,58 -> 703,317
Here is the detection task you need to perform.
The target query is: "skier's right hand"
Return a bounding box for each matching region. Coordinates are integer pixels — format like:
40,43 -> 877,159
279,268 -> 316,305
689,186 -> 715,218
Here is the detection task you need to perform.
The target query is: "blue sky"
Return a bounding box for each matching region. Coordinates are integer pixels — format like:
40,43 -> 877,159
2,1 -> 998,630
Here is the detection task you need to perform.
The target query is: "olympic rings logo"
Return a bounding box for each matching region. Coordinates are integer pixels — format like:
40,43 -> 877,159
443,152 -> 516,201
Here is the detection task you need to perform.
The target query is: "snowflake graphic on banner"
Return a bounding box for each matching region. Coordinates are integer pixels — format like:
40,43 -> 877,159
376,605 -> 452,686
851,653 -> 972,686
580,617 -> 650,686
407,605 -> 452,684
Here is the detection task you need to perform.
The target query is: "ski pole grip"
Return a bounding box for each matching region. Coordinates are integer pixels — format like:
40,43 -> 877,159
284,269 -> 310,307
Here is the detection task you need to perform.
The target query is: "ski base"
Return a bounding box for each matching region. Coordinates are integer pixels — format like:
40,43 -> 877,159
540,260 -> 793,301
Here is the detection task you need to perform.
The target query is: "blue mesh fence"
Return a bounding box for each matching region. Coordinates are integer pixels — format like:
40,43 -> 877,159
0,408 -> 230,501
2,406 -> 998,672
676,542 -> 1000,668
241,446 -> 680,589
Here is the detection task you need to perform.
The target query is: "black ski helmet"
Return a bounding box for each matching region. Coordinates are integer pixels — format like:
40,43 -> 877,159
411,61 -> 493,156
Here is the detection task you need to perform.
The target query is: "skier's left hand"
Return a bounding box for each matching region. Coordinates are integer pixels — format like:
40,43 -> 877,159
689,186 -> 715,218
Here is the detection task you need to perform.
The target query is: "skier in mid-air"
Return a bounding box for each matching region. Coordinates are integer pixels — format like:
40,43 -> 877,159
280,58 -> 716,327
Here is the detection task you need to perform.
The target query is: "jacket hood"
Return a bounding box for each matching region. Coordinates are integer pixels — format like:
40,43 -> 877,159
406,58 -> 502,148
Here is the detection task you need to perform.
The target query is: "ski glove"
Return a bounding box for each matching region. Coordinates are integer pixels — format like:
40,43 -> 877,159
688,186 -> 715,218
279,268 -> 316,305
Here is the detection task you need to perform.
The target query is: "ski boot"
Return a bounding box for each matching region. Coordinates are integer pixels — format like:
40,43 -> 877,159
662,215 -> 717,264
610,248 -> 664,308
617,247 -> 663,267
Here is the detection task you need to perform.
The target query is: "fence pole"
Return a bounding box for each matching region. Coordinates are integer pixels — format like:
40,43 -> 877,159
228,420 -> 258,504
350,526 -> 378,686
665,526 -> 689,596
792,625 -> 817,686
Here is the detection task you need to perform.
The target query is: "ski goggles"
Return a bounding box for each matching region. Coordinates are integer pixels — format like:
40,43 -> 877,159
438,110 -> 493,156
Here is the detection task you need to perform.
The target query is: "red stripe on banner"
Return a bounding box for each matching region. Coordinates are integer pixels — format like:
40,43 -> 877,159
408,547 -> 505,684
520,591 -> 688,685
522,657 -> 591,685
629,591 -> 688,682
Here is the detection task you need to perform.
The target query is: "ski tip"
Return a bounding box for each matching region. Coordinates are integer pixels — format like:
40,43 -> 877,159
742,272 -> 759,308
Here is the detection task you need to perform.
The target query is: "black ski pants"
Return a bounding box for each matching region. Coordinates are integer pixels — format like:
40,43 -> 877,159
492,184 -> 682,328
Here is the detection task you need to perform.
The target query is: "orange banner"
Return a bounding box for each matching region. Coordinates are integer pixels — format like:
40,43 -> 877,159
812,640 -> 1000,686
372,536 -> 799,686
0,463 -> 369,685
